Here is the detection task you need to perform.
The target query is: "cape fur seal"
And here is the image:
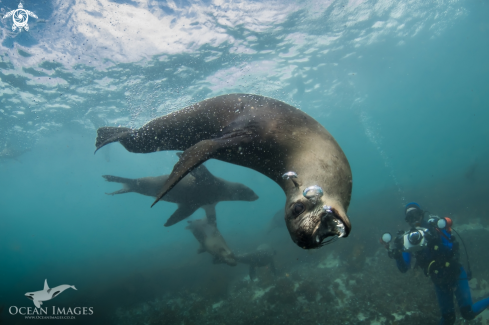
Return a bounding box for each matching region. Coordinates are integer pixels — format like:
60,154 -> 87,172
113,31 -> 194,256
0,144 -> 30,162
95,94 -> 352,249
103,158 -> 258,226
266,208 -> 286,234
235,244 -> 276,280
186,217 -> 237,266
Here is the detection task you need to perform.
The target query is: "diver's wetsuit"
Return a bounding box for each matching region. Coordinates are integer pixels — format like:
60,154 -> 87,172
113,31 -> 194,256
394,221 -> 489,325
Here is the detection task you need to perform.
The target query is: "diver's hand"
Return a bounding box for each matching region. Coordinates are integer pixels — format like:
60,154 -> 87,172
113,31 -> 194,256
387,247 -> 402,260
387,235 -> 404,259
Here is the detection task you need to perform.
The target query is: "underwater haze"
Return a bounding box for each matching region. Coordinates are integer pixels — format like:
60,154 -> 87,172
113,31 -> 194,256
1,0 -> 489,324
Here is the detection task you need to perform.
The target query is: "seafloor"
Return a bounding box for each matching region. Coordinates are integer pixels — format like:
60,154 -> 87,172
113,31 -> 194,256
112,224 -> 489,325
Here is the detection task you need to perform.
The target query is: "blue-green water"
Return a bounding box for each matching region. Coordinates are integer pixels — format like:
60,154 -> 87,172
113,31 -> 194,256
1,0 -> 489,324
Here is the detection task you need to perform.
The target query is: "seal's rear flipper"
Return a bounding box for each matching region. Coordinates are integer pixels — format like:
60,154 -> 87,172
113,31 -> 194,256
95,127 -> 132,153
165,204 -> 199,227
152,139 -> 225,207
102,175 -> 134,195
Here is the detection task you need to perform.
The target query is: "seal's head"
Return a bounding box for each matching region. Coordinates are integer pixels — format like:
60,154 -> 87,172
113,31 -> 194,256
285,185 -> 351,249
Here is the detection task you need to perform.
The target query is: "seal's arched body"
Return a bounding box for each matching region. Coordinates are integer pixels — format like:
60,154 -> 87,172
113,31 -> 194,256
102,161 -> 258,226
95,94 -> 352,249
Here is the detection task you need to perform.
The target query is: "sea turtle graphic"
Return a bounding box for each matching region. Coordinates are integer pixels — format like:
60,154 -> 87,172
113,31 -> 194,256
2,2 -> 37,32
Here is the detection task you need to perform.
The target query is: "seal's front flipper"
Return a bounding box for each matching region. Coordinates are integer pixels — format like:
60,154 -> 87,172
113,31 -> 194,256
176,151 -> 213,182
102,175 -> 134,195
152,139 -> 226,207
95,127 -> 132,153
165,204 -> 199,227
203,204 -> 217,224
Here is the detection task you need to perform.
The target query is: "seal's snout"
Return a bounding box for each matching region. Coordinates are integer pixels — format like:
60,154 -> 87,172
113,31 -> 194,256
312,206 -> 351,246
321,205 -> 350,238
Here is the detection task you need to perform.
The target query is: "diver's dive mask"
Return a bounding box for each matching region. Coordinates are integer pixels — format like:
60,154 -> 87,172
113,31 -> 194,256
405,207 -> 424,225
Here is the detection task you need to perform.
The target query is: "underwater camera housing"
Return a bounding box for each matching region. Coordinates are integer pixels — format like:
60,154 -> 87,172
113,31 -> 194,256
381,217 -> 451,254
402,227 -> 428,252
381,227 -> 430,253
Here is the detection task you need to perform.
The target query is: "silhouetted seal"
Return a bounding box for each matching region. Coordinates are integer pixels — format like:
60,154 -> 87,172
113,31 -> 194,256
265,208 -> 286,234
235,244 -> 276,280
95,94 -> 352,249
0,144 -> 30,162
103,158 -> 258,226
186,217 -> 237,266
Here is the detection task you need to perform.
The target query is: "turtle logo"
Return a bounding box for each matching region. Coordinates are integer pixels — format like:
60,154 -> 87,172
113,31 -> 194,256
2,2 -> 37,32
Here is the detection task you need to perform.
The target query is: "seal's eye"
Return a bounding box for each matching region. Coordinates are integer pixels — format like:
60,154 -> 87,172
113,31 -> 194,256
293,203 -> 305,216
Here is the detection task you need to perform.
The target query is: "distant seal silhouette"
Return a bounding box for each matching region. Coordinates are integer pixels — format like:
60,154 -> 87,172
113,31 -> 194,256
103,156 -> 258,226
186,217 -> 237,266
265,208 -> 286,234
95,94 -> 352,249
0,144 -> 30,162
235,244 -> 276,280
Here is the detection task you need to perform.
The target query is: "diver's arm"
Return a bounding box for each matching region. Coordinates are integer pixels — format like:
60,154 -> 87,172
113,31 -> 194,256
387,235 -> 411,273
395,252 -> 411,273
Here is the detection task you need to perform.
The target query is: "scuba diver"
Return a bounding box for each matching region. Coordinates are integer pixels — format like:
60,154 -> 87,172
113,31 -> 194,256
383,202 -> 489,325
